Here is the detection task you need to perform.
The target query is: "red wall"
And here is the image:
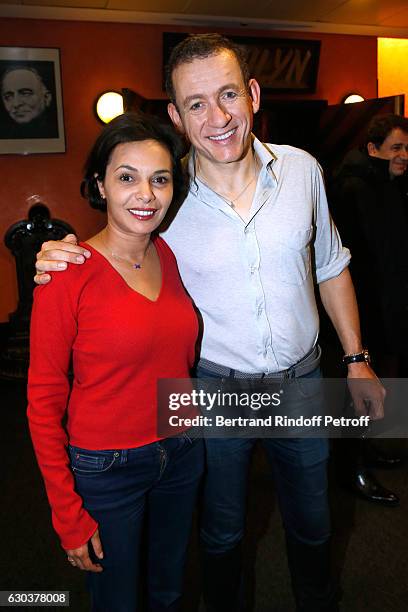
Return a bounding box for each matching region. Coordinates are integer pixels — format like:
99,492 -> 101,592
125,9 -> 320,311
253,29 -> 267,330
0,18 -> 377,321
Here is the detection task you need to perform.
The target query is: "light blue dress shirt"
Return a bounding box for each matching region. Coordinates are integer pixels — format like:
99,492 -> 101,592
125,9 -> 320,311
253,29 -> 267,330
161,137 -> 350,373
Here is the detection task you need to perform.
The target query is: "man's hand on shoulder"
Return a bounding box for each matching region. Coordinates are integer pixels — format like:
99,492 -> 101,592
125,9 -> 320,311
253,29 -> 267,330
34,234 -> 91,285
347,362 -> 386,421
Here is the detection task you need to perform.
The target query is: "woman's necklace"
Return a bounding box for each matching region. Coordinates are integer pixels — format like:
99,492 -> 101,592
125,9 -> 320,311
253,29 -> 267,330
107,241 -> 151,270
197,155 -> 258,209
110,252 -> 142,270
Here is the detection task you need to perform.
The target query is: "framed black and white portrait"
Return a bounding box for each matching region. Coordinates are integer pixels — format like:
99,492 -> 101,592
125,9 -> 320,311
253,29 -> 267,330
0,47 -> 65,154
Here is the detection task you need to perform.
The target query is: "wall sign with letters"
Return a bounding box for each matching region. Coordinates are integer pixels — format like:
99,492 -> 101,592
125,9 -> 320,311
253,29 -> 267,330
163,33 -> 321,94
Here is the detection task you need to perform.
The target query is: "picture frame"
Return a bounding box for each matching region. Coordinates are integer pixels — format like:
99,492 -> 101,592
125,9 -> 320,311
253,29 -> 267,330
163,33 -> 321,94
0,47 -> 65,155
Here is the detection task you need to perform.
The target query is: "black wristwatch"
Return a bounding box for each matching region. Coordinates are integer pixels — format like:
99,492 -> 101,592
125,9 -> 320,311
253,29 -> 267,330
342,349 -> 371,365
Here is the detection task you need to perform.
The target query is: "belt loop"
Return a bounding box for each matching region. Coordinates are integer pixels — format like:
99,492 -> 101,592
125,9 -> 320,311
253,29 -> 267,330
120,449 -> 128,465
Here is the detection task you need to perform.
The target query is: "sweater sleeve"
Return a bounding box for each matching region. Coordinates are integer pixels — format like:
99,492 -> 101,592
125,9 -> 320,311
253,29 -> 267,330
27,273 -> 98,550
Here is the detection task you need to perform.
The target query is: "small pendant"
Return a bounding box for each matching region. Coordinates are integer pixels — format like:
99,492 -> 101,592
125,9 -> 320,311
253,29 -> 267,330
133,263 -> 142,269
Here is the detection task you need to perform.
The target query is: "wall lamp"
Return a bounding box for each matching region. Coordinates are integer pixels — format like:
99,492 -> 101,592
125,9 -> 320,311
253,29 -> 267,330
342,93 -> 366,104
95,91 -> 124,124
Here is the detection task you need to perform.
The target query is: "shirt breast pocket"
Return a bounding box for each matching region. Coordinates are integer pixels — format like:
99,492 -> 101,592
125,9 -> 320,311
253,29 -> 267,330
278,227 -> 313,286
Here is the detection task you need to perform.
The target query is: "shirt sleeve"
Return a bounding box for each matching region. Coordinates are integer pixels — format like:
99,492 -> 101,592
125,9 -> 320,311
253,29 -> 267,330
27,274 -> 98,550
313,161 -> 351,284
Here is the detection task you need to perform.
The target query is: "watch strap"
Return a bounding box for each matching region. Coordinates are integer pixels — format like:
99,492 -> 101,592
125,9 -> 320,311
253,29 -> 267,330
342,349 -> 371,365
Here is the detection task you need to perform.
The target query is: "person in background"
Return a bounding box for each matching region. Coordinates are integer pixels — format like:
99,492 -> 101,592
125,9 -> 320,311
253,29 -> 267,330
27,112 -> 204,612
330,113 -> 408,506
34,34 -> 385,612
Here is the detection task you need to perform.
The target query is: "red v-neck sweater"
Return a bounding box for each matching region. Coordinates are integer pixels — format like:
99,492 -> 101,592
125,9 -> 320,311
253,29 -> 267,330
27,237 -> 198,550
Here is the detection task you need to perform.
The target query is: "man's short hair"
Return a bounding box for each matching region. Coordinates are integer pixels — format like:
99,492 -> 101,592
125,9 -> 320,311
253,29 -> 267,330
165,33 -> 250,104
366,114 -> 408,149
1,66 -> 48,93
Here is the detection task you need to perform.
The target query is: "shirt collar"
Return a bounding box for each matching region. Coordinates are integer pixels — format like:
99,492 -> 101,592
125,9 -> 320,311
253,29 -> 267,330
252,136 -> 277,171
186,135 -> 278,195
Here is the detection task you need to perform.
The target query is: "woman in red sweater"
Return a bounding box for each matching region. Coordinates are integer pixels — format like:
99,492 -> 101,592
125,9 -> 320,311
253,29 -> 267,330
27,113 -> 204,611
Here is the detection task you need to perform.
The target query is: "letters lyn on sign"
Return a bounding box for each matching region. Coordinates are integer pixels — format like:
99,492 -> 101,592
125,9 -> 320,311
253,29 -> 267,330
247,46 -> 314,89
163,34 -> 321,94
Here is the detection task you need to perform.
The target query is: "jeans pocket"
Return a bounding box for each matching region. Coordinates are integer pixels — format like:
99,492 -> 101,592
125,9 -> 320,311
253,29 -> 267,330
68,445 -> 118,476
182,430 -> 199,444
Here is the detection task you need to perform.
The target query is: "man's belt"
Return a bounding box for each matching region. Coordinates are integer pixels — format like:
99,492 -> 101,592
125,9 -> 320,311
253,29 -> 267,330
197,345 -> 321,380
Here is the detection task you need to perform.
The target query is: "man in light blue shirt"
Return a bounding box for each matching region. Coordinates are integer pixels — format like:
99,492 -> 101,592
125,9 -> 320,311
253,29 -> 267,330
36,33 -> 384,612
162,137 -> 350,373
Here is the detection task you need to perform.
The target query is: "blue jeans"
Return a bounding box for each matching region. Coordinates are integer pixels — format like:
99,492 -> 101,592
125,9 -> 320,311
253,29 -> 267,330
196,366 -> 330,553
197,366 -> 336,610
69,435 -> 204,612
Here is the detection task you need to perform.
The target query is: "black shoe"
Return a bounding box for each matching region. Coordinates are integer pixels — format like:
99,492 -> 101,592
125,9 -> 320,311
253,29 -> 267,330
285,534 -> 339,611
363,442 -> 402,470
351,468 -> 399,507
201,545 -> 242,612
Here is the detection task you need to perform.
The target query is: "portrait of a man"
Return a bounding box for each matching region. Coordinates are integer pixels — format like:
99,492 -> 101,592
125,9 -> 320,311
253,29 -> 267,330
2,67 -> 52,125
0,48 -> 65,153
0,62 -> 59,140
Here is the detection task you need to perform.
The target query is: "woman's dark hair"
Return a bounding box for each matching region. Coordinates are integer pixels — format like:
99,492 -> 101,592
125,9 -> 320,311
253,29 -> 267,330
81,112 -> 187,211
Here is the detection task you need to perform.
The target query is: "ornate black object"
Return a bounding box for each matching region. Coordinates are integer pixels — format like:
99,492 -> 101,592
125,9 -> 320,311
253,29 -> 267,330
0,204 -> 75,380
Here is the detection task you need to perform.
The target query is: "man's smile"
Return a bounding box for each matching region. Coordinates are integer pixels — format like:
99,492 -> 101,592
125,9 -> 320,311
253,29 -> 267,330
208,128 -> 237,142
